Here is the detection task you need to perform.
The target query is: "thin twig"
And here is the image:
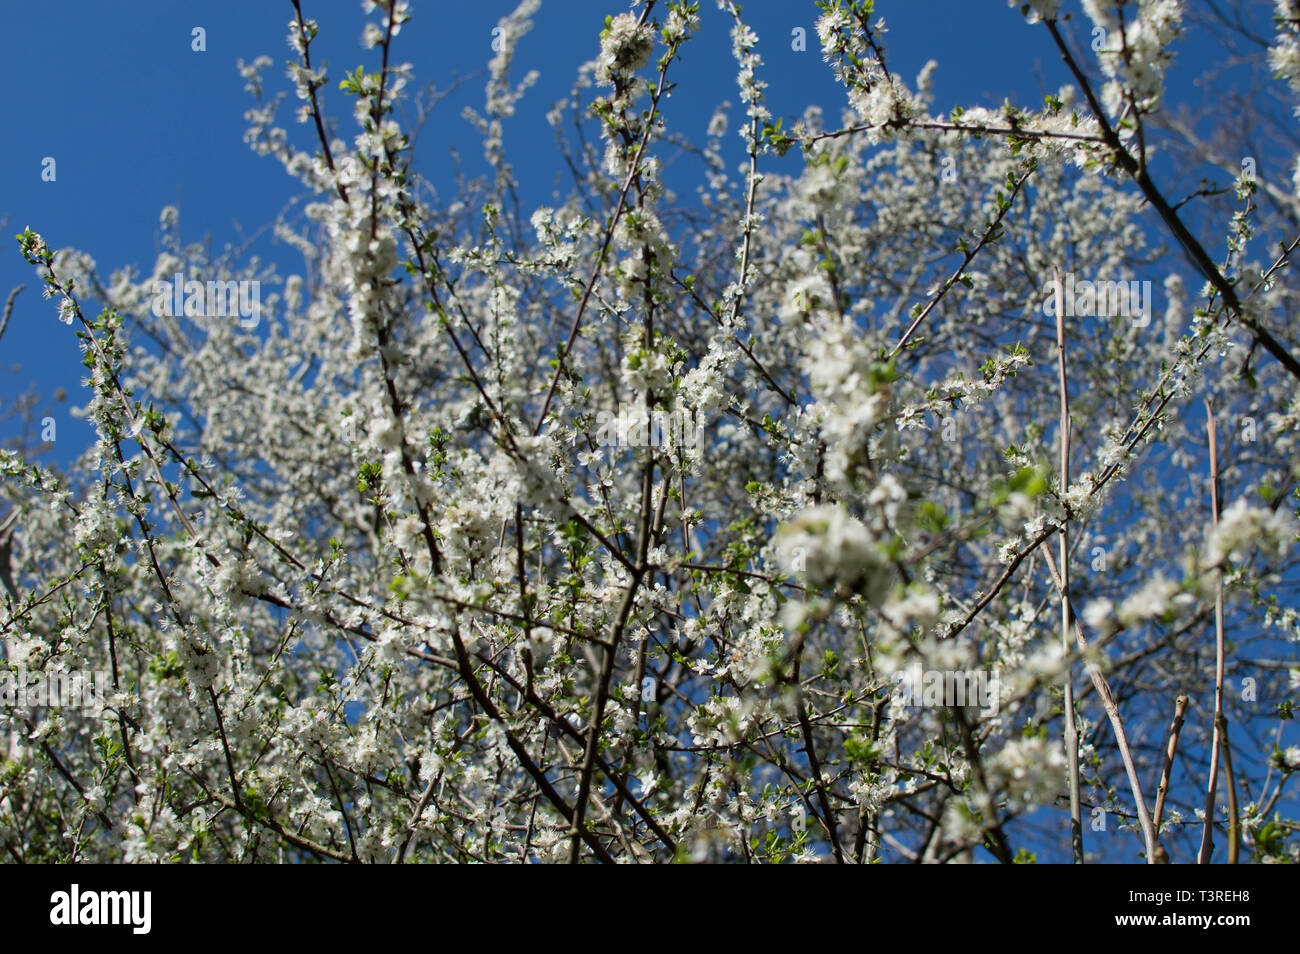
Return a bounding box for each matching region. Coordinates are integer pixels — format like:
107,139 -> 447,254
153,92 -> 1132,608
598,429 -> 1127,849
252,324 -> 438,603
1198,399 -> 1230,863
1054,267 -> 1084,864
0,284 -> 22,346
1152,694 -> 1188,862
1041,547 -> 1158,863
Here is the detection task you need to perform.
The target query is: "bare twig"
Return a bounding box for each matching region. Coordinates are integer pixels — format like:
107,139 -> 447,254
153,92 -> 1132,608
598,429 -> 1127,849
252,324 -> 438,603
1053,267 -> 1084,864
1152,694 -> 1189,856
1041,546 -> 1158,863
1198,399 -> 1231,863
0,284 -> 22,346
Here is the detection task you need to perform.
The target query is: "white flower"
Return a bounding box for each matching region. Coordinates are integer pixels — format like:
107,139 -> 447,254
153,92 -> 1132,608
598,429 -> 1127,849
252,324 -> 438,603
212,556 -> 265,605
1204,499 -> 1298,567
83,785 -> 107,812
990,737 -> 1065,810
775,504 -> 889,601
1270,0 -> 1300,113
375,627 -> 406,665
1008,0 -> 1062,24
74,502 -> 117,552
595,13 -> 654,87
636,771 -> 659,798
1061,473 -> 1099,517
1086,0 -> 1183,114
662,7 -> 697,44
1117,575 -> 1189,629
881,585 -> 940,632
868,474 -> 908,525
1082,598 -> 1114,632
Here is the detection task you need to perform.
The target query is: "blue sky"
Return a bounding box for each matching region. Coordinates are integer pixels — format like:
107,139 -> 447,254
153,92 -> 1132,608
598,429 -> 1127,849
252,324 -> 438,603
0,0 -> 1239,458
